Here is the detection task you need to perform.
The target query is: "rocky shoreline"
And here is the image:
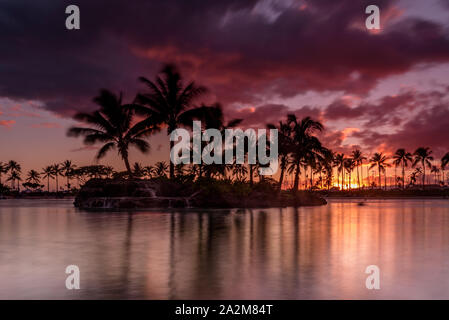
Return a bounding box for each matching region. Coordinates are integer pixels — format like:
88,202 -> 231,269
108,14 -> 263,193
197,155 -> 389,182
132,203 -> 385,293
74,178 -> 327,210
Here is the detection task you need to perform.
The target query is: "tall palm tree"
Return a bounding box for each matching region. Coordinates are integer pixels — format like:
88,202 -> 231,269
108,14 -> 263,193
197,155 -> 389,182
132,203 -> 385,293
6,160 -> 21,189
42,166 -> 54,192
431,165 -> 440,185
135,64 -> 211,179
68,90 -> 157,175
392,148 -> 412,190
370,152 -> 389,189
287,115 -> 324,191
333,153 -> 345,190
345,158 -> 356,189
26,170 -> 41,184
413,147 -> 434,189
442,152 -> 449,186
322,150 -> 334,190
199,103 -> 242,180
51,164 -> 64,193
61,160 -> 75,190
351,149 -> 366,189
7,171 -> 22,191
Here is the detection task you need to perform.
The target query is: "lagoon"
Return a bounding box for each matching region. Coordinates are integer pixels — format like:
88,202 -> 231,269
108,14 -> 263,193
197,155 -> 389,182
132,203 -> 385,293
1,198 -> 449,299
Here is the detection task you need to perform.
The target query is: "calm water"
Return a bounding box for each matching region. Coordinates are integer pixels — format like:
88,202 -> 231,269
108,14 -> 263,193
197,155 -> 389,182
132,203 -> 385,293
1,198 -> 449,299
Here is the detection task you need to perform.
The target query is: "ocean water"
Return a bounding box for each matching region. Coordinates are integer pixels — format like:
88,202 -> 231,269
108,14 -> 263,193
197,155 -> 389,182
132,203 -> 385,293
1,198 -> 449,299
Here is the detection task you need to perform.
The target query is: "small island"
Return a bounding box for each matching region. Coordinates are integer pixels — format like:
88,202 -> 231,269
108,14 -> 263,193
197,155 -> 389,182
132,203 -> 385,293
74,178 -> 327,209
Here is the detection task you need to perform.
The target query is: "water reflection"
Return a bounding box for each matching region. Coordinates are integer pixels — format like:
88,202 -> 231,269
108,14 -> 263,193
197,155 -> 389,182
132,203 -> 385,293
1,199 -> 449,299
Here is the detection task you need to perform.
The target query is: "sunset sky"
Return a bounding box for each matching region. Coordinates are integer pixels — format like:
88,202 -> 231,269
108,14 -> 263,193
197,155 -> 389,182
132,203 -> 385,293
1,0 -> 449,186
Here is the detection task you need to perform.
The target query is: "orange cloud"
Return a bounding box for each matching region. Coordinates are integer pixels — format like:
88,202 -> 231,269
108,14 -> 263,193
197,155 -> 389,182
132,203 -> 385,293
0,120 -> 16,127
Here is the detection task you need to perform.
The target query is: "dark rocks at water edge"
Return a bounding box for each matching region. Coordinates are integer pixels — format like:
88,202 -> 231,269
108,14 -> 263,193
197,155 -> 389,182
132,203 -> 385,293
74,178 -> 327,209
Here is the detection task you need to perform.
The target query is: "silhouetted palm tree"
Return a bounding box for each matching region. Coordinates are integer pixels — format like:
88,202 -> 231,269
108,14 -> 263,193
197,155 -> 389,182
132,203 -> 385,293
392,148 -> 412,189
333,153 -> 345,190
68,90 -> 157,175
26,170 -> 41,184
5,160 -> 21,189
442,152 -> 449,186
51,164 -> 64,193
135,64 -> 211,179
61,160 -> 75,190
370,152 -> 389,189
153,161 -> 169,178
144,165 -> 154,178
7,171 -> 21,191
133,162 -> 145,178
232,164 -> 248,182
0,162 -> 6,185
287,115 -> 324,191
345,158 -> 356,189
351,149 -> 366,189
42,166 -> 55,192
267,121 -> 292,190
431,165 -> 440,185
413,147 -> 433,189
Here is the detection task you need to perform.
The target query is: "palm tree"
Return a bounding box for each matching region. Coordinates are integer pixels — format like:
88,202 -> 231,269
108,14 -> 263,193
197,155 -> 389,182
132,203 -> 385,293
351,149 -> 366,189
0,162 -> 7,185
133,162 -> 145,177
287,115 -> 324,191
232,164 -> 248,182
413,147 -> 434,189
135,64 -> 212,179
345,158 -> 356,189
61,160 -> 75,190
369,152 -> 389,189
431,165 -> 440,185
51,164 -> 64,192
6,160 -> 21,189
153,161 -> 169,178
144,165 -> 154,178
442,152 -> 449,186
392,148 -> 412,190
68,90 -> 157,175
42,166 -> 55,192
267,121 -> 292,190
333,153 -> 345,190
199,103 -> 243,180
7,171 -> 22,191
26,170 -> 41,184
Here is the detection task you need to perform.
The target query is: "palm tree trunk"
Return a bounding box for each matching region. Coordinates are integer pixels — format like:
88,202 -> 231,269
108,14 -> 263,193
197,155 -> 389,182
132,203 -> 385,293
378,166 -> 381,189
310,166 -> 313,190
357,165 -> 360,189
293,162 -> 300,191
402,162 -> 405,190
278,166 -> 285,190
249,165 -> 254,187
169,140 -> 175,179
422,162 -> 426,190
47,177 -> 50,193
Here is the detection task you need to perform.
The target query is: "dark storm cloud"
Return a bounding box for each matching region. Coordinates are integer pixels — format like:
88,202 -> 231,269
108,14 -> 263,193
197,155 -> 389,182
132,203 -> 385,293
1,0 -> 449,115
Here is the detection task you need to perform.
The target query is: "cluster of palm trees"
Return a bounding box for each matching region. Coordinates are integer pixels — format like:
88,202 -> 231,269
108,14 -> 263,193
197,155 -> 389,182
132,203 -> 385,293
65,63 -> 449,191
0,160 -> 77,192
3,64 -> 449,193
